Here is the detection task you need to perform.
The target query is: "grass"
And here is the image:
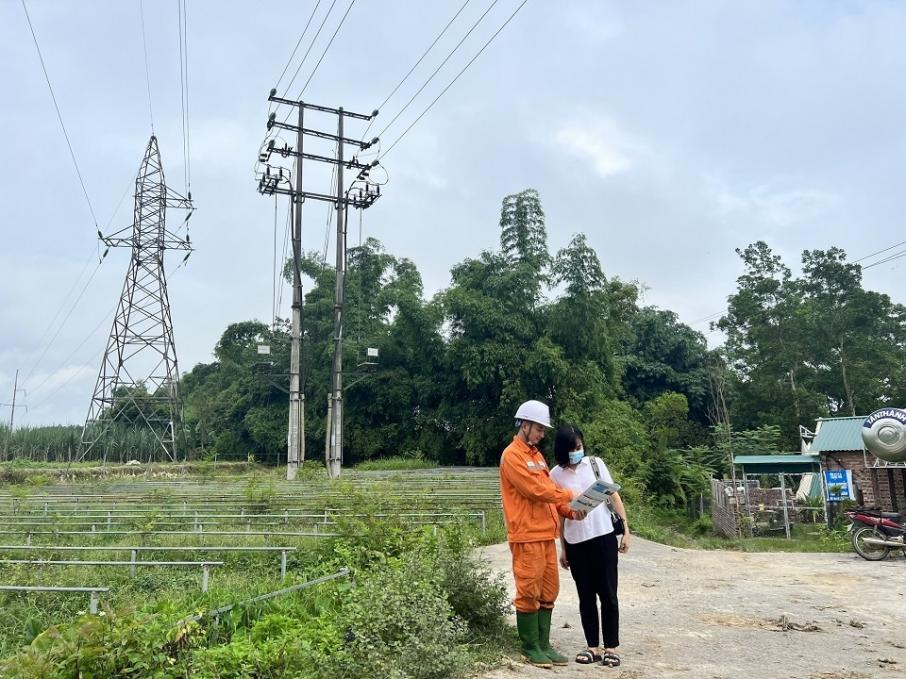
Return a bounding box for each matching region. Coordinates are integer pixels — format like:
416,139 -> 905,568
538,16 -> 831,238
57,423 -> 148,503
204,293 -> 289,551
352,456 -> 438,471
632,504 -> 850,552
0,464 -> 510,677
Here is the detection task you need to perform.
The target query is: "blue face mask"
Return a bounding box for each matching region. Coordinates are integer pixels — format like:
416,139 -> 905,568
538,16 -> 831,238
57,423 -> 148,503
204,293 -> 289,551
568,449 -> 585,465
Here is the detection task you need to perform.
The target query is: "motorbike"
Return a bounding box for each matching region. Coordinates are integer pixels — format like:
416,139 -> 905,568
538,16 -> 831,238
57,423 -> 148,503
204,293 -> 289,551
845,507 -> 906,561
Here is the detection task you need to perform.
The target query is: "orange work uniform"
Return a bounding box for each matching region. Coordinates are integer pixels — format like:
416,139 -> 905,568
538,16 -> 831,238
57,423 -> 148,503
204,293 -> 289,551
500,435 -> 575,613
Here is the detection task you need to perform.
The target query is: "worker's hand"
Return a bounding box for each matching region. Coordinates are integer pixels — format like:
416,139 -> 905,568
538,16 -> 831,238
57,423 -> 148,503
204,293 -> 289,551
569,509 -> 587,521
619,531 -> 631,554
559,552 -> 570,569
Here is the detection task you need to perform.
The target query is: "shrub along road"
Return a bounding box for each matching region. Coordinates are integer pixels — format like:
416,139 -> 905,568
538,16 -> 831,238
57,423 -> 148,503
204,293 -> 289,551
480,538 -> 906,679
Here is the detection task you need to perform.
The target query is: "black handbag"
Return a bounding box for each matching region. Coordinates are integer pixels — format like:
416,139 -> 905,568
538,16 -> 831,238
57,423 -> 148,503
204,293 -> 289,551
590,457 -> 625,536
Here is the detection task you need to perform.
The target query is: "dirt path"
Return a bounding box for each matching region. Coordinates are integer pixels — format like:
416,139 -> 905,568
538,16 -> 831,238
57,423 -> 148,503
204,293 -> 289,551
479,538 -> 906,679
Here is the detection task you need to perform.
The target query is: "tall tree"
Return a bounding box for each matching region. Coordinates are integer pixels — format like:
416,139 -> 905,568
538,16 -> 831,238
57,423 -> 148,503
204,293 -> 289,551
716,242 -> 821,438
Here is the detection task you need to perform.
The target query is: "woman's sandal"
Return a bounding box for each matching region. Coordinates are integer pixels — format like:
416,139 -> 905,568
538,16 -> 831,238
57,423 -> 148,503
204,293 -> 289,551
575,649 -> 603,664
601,651 -> 621,667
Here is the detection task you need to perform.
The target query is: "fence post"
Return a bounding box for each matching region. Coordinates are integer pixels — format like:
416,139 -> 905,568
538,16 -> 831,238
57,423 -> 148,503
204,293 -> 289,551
480,511 -> 486,534
90,590 -> 100,615
280,550 -> 288,581
107,512 -> 112,529
130,549 -> 137,577
202,564 -> 210,593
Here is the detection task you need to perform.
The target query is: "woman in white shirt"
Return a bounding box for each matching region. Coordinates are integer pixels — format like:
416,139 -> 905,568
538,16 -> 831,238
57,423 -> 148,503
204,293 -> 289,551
549,425 -> 630,668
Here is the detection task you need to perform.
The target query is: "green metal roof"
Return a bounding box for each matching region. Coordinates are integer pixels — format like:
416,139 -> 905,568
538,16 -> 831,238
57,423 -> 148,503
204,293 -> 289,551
810,416 -> 866,452
733,454 -> 821,475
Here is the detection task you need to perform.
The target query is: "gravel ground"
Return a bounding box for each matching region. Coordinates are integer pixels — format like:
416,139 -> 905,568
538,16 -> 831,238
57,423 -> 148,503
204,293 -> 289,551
478,538 -> 906,679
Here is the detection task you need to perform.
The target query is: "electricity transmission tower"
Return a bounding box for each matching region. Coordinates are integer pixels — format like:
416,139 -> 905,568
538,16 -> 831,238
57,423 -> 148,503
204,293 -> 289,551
258,92 -> 382,479
79,135 -> 194,463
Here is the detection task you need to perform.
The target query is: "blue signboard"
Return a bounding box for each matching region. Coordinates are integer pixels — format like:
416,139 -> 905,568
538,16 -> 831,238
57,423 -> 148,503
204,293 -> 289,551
824,470 -> 853,501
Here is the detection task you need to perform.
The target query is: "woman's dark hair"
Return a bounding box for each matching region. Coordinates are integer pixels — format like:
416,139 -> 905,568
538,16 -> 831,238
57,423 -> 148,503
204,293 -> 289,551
553,424 -> 584,467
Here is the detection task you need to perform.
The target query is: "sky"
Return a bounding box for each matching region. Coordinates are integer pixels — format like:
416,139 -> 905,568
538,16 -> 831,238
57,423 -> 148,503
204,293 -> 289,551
3,0 -> 906,427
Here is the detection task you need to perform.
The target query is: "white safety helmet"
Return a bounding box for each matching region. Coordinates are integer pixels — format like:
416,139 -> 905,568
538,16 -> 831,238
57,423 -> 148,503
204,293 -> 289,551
514,400 -> 552,428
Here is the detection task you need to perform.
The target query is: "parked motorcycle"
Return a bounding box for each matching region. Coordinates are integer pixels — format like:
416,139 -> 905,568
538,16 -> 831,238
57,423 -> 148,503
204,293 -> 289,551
845,507 -> 906,561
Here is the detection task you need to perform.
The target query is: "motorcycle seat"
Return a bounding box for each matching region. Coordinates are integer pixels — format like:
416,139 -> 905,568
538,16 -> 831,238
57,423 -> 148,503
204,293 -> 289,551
881,512 -> 902,520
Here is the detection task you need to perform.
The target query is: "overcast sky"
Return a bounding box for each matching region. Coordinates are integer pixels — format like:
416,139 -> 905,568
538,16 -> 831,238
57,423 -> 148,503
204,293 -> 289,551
3,0 -> 906,427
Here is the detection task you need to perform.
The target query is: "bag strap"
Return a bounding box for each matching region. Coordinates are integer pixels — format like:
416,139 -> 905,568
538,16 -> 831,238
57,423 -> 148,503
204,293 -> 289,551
590,456 -> 601,480
590,457 -> 616,509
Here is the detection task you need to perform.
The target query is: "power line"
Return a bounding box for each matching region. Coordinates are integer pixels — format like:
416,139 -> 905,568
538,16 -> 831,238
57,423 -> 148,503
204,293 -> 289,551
178,0 -> 188,193
21,170 -> 132,397
380,0 -> 530,159
296,0 -> 357,98
273,0 -> 323,95
363,0 -> 472,140
24,258 -> 106,385
275,200 -> 292,316
854,239 -> 906,264
272,194 -> 279,328
182,0 -> 192,192
27,304 -> 117,405
375,0 -> 501,143
863,248 -> 906,270
20,0 -> 99,228
688,310 -> 726,325
281,0 -> 340,99
139,0 -> 156,133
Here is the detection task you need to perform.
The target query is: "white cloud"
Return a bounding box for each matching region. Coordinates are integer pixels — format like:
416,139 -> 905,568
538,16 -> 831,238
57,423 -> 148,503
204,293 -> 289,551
553,116 -> 647,178
708,178 -> 839,229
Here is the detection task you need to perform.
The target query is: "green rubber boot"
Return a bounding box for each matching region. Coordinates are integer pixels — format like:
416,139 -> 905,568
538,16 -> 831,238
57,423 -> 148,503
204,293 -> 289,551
515,611 -> 553,668
538,607 -> 569,666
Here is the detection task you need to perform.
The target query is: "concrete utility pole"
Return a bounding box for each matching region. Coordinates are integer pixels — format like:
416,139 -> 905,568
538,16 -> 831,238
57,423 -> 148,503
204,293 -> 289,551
329,109 -> 346,479
286,105 -> 306,481
258,94 -> 382,480
2,370 -> 27,460
7,370 -> 22,430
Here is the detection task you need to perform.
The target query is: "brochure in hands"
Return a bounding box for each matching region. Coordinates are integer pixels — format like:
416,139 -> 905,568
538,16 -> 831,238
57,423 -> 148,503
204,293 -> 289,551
569,479 -> 621,512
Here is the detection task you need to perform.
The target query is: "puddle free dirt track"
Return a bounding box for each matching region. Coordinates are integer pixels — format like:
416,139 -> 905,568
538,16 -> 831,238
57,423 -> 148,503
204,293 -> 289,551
479,538 -> 906,679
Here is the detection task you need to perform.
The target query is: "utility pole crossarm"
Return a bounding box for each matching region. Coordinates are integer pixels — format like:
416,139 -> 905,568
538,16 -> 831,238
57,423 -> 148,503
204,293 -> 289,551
260,141 -> 377,171
256,184 -> 379,209
266,92 -> 376,120
266,116 -> 376,149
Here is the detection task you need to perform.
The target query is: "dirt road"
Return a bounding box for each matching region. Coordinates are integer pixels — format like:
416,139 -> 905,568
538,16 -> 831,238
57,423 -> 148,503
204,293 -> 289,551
479,538 -> 906,679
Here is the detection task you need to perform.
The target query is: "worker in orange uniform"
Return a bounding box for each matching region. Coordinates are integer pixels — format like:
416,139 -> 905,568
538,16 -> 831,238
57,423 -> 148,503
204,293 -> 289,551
500,399 -> 584,668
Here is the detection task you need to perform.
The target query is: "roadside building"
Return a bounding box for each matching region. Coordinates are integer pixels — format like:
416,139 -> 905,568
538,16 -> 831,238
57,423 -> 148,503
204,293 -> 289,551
804,415 -> 906,512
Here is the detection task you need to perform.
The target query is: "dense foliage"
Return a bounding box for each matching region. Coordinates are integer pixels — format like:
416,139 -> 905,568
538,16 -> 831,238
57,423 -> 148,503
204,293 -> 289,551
7,189 -> 906,510
0,509 -> 511,679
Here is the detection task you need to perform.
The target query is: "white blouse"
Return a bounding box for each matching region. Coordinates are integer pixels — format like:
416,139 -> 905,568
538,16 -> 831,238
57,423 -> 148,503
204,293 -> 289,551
549,456 -> 615,544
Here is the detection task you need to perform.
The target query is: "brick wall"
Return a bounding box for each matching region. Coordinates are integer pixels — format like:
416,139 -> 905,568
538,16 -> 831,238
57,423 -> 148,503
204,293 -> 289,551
822,451 -> 906,511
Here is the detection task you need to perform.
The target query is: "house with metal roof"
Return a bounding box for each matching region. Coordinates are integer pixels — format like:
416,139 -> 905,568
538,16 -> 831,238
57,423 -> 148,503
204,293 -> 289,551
804,416 -> 906,512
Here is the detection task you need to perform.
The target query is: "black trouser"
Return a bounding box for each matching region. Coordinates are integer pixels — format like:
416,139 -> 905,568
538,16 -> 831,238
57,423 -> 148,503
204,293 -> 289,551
564,531 -> 619,649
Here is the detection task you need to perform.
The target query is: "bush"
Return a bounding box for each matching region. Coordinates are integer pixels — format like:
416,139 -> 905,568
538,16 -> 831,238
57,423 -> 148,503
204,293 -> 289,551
691,515 -> 713,536
327,558 -> 466,679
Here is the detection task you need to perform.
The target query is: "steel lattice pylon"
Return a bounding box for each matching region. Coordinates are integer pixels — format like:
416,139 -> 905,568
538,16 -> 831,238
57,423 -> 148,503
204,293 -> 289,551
80,136 -> 194,462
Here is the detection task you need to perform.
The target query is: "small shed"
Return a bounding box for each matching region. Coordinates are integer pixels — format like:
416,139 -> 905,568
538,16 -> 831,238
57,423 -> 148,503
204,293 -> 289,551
807,416 -> 906,512
732,454 -> 822,538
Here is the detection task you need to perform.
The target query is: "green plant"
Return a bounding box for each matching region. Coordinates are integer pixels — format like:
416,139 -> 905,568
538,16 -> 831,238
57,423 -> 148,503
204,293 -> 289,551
327,558 -> 467,679
242,478 -> 276,513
